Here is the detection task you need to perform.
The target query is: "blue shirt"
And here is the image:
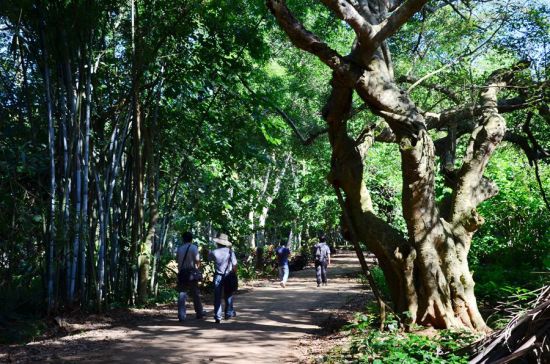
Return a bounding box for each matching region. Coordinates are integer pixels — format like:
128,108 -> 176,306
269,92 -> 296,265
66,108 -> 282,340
276,246 -> 291,266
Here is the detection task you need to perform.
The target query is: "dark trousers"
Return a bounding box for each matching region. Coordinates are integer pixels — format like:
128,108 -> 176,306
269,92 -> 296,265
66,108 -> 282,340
315,260 -> 328,284
178,280 -> 203,320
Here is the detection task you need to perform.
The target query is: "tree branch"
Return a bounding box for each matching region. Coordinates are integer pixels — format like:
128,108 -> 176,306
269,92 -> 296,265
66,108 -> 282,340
398,75 -> 461,104
266,0 -> 345,70
239,76 -> 327,145
523,112 -> 550,212
272,103 -> 328,145
373,0 -> 429,45
407,21 -> 504,92
319,0 -> 375,46
425,96 -> 542,131
355,68 -> 426,140
503,131 -> 549,165
450,62 -> 530,225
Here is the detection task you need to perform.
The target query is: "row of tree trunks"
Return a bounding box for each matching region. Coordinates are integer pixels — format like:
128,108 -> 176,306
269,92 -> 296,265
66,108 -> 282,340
247,153 -> 292,248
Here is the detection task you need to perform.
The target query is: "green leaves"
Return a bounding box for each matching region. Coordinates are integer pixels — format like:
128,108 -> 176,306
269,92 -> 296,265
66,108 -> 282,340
340,313 -> 474,363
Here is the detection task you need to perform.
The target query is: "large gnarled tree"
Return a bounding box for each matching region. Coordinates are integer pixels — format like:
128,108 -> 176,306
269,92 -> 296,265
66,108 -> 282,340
267,0 -> 548,330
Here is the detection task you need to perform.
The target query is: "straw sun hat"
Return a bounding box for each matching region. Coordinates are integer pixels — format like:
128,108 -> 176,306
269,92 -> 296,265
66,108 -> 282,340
213,233 -> 232,247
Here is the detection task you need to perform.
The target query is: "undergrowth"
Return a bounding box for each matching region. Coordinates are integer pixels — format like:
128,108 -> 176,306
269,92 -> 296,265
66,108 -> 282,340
323,312 -> 481,364
473,264 -> 548,329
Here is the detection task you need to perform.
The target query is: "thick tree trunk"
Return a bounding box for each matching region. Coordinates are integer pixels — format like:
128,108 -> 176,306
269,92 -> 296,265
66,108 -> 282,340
328,60 -> 487,329
266,0 -> 507,331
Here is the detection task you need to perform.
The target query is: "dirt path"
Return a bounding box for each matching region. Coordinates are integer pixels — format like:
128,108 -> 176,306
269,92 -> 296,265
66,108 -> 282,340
2,252 -> 366,364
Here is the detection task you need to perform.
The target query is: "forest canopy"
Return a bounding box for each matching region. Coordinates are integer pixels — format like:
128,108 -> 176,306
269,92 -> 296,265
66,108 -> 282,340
0,0 -> 548,341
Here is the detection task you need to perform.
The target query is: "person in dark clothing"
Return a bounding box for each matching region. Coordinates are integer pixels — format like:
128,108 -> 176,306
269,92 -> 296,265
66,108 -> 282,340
276,241 -> 291,288
176,231 -> 206,321
313,235 -> 331,287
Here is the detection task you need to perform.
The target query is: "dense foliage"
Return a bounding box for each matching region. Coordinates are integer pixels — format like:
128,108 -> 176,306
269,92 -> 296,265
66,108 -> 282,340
0,0 -> 548,350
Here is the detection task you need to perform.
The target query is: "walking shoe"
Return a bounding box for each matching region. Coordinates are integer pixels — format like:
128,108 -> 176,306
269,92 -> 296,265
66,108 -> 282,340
317,283 -> 320,287
178,316 -> 186,322
214,319 -> 221,324
224,311 -> 237,320
280,281 -> 286,288
196,311 -> 207,319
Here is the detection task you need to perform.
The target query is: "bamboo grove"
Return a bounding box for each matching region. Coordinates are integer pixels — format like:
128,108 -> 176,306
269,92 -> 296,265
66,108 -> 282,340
4,1 -> 165,311
0,0 -> 296,312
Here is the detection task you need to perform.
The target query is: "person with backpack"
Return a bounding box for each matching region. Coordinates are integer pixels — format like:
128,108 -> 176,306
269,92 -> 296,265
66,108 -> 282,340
276,241 -> 291,288
176,231 -> 206,321
313,235 -> 331,287
209,232 -> 238,324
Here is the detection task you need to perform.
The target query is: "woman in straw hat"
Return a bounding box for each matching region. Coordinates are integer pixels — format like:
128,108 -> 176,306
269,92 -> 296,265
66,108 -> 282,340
208,233 -> 238,323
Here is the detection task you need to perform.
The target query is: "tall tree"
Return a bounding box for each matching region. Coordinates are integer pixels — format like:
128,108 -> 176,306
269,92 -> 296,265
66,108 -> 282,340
267,0 -> 548,330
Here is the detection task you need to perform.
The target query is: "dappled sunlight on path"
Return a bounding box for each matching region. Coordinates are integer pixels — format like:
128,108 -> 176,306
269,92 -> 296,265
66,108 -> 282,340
4,252 -> 365,364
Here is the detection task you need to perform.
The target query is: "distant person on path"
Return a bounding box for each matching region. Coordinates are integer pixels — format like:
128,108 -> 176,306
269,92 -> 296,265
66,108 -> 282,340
176,231 -> 206,321
209,233 -> 238,323
313,235 -> 331,287
276,241 -> 291,288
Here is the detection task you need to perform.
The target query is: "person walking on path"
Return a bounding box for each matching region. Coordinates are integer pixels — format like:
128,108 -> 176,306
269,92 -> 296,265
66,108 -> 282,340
209,233 -> 238,323
176,231 -> 206,321
313,235 -> 331,287
276,241 -> 291,288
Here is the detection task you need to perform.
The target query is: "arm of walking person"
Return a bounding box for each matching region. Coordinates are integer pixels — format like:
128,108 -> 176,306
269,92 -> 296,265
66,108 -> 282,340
194,245 -> 201,268
176,247 -> 182,271
231,250 -> 238,273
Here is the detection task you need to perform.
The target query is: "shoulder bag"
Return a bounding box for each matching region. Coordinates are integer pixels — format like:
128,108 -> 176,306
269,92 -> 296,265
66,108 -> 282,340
223,248 -> 238,293
178,245 -> 203,287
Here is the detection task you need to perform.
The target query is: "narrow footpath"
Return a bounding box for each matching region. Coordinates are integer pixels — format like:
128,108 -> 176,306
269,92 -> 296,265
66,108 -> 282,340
3,252 -> 366,364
